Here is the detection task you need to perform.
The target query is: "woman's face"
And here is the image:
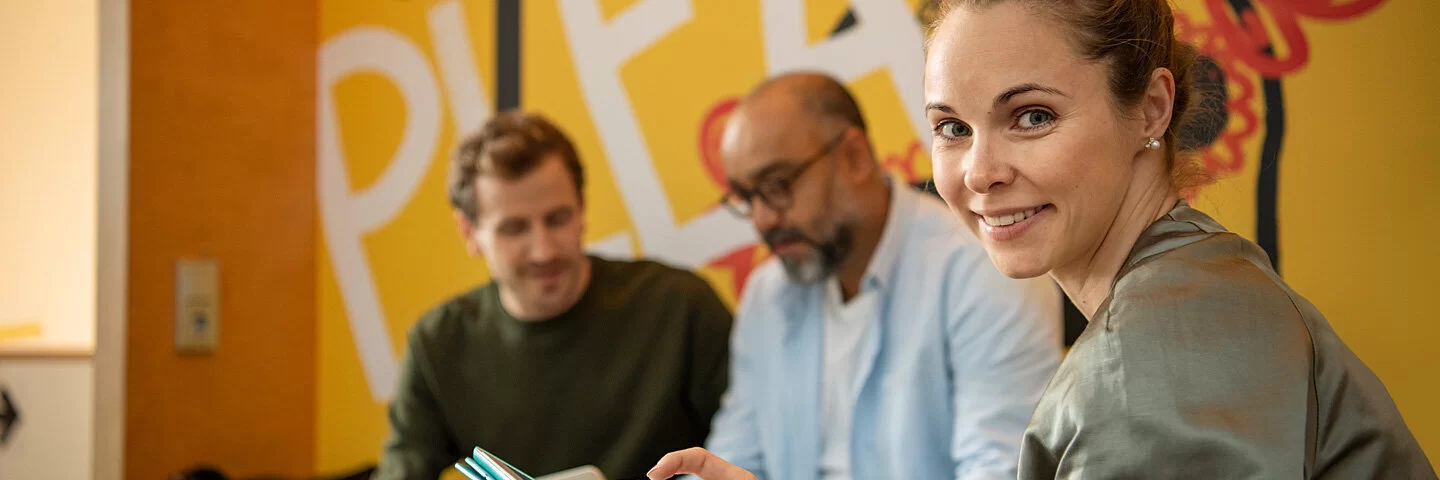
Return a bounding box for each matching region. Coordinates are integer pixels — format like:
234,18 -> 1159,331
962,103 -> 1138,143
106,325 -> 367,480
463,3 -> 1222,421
925,2 -> 1151,279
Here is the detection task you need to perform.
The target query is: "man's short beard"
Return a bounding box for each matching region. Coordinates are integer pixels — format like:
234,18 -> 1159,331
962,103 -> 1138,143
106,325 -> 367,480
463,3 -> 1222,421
769,221 -> 856,284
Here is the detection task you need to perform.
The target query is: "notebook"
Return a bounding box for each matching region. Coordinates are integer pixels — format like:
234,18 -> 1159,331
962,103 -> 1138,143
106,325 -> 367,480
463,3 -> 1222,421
453,446 -> 606,480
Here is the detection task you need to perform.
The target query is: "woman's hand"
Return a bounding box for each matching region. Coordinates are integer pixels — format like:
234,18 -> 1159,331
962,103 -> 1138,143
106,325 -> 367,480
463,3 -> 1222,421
646,447 -> 757,480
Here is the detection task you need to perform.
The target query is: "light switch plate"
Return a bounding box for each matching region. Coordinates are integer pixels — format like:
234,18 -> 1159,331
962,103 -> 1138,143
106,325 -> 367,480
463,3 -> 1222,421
175,258 -> 219,353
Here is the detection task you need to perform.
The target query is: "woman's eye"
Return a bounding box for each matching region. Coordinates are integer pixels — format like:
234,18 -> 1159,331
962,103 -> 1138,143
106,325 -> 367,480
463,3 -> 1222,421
934,121 -> 972,139
1017,109 -> 1056,129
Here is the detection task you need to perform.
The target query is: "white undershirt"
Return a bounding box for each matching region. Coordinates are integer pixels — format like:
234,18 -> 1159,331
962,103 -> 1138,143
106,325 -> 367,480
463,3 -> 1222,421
818,279 -> 877,480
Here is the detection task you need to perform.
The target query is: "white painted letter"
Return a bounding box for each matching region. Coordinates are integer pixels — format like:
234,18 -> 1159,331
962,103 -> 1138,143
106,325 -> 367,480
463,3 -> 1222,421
428,0 -> 493,135
761,0 -> 930,147
319,27 -> 441,400
558,0 -> 757,267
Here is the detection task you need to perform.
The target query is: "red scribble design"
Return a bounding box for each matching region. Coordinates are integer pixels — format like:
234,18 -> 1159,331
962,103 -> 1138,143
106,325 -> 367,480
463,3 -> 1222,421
882,139 -> 925,183
1175,11 -> 1258,175
1205,0 -> 1384,77
1176,0 -> 1383,179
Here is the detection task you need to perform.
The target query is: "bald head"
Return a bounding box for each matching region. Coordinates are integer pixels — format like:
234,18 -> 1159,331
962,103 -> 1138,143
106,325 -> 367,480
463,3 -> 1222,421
744,72 -> 867,134
721,72 -> 873,183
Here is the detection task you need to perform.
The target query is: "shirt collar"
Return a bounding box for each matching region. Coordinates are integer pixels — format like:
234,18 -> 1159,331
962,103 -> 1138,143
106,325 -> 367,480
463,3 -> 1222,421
858,176 -> 913,293
1122,199 -> 1227,271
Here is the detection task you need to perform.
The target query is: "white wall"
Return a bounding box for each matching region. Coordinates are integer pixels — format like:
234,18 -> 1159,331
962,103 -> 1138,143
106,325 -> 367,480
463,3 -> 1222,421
0,0 -> 99,349
0,0 -> 111,479
0,359 -> 95,480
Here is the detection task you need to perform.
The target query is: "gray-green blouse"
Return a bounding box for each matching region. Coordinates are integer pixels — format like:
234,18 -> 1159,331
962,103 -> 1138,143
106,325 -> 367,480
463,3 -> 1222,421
1019,201 -> 1435,479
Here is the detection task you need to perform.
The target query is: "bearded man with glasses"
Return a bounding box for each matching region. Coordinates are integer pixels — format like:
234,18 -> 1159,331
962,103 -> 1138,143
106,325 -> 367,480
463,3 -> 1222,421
681,72 -> 1064,480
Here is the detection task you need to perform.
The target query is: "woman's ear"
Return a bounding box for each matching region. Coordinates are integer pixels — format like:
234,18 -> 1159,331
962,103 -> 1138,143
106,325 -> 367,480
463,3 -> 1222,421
1142,67 -> 1177,139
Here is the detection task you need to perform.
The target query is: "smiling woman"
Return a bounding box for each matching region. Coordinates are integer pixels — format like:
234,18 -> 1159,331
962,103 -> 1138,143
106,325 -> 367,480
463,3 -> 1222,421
922,0 -> 1195,291
922,0 -> 1435,478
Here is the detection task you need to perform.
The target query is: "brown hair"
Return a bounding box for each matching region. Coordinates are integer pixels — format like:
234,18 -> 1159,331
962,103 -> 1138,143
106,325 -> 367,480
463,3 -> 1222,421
448,111 -> 585,221
924,0 -> 1208,189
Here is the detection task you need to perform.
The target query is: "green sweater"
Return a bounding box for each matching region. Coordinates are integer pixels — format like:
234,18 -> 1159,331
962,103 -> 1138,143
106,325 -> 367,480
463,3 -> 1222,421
375,256 -> 733,480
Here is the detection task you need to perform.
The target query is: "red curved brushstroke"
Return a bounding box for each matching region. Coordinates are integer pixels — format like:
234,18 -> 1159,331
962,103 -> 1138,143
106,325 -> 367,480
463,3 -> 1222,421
1276,0 -> 1385,20
697,97 -> 739,190
882,140 -> 924,183
706,244 -> 764,295
1206,0 -> 1310,77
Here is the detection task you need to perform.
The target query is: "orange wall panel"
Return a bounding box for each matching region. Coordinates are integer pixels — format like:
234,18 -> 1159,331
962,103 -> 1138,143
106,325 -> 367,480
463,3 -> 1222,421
126,1 -> 318,478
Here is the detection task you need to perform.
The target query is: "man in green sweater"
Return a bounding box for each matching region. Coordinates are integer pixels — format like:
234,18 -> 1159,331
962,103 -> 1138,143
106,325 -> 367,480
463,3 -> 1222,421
374,111 -> 734,480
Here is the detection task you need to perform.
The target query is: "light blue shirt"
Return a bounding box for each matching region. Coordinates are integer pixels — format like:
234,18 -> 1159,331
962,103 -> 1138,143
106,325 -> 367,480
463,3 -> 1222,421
704,182 -> 1063,480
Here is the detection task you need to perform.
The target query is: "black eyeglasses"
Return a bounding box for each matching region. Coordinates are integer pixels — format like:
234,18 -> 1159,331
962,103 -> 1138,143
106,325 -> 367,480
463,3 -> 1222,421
719,131 -> 848,218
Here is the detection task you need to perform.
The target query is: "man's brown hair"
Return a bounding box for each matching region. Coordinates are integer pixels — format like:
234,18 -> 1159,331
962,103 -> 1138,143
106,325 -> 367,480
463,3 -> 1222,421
448,111 -> 585,221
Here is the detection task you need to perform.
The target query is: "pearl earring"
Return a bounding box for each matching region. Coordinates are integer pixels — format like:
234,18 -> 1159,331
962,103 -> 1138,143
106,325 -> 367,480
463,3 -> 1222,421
1145,137 -> 1161,150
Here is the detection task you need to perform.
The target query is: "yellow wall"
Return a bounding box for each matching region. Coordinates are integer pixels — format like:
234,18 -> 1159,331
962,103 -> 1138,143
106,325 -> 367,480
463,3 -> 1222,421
316,0 -> 1440,472
1173,0 -> 1440,458
1279,0 -> 1440,456
126,0 -> 319,478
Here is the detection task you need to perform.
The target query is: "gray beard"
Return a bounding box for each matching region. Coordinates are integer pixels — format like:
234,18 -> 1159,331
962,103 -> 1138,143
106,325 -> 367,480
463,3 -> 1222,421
777,222 -> 854,284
